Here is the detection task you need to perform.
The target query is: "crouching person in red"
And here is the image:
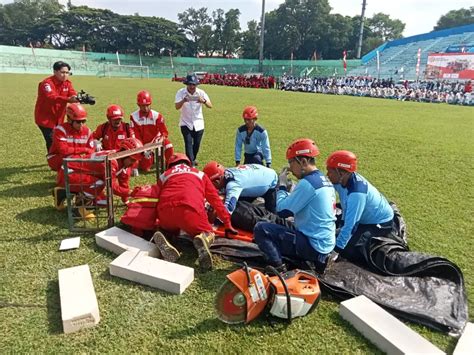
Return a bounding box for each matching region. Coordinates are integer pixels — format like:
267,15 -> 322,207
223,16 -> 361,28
93,104 -> 134,151
153,153 -> 237,271
54,138 -> 143,216
47,103 -> 94,171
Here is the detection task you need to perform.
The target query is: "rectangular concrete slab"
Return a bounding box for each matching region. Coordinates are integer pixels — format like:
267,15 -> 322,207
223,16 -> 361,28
453,322 -> 474,355
58,264 -> 100,334
109,250 -> 194,294
339,295 -> 444,355
95,226 -> 159,257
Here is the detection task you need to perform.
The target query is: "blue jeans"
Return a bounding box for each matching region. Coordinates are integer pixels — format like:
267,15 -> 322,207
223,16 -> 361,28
254,222 -> 328,267
244,152 -> 263,165
180,126 -> 204,164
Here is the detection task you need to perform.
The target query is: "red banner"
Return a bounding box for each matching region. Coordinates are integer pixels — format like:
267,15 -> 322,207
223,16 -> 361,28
425,53 -> 474,80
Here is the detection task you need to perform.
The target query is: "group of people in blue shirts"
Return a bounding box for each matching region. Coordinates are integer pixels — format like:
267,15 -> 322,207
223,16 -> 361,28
203,107 -> 397,272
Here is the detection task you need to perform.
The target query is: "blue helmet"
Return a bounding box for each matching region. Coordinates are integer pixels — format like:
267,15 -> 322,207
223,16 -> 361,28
184,74 -> 199,85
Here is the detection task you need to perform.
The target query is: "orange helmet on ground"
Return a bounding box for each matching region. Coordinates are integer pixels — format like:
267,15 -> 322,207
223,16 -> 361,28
203,161 -> 225,181
66,103 -> 87,121
137,90 -> 152,105
326,150 -> 357,172
106,104 -> 124,120
242,106 -> 258,120
167,153 -> 191,168
286,138 -> 320,160
119,137 -> 143,161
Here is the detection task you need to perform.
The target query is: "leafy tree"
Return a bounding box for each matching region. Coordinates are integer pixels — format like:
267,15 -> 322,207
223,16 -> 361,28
177,7 -> 212,56
221,9 -> 241,57
434,7 -> 474,31
241,20 -> 260,59
367,13 -> 404,42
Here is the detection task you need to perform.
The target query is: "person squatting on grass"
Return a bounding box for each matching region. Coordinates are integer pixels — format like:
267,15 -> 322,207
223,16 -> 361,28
325,150 -> 396,264
93,104 -> 135,151
130,90 -> 174,173
175,74 -> 212,167
53,138 -> 143,215
35,61 -> 78,152
203,162 -> 278,214
253,138 -> 337,273
234,106 -> 272,167
152,153 -> 238,272
47,103 -> 94,171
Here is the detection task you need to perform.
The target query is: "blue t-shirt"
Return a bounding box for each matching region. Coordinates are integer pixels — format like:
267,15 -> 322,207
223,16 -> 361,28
224,164 -> 277,213
334,172 -> 394,249
234,124 -> 271,164
276,170 -> 336,254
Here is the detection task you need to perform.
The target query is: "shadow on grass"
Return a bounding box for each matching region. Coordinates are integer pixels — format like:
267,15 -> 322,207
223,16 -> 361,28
15,206 -> 69,228
0,181 -> 53,198
46,280 -> 63,335
0,164 -> 50,183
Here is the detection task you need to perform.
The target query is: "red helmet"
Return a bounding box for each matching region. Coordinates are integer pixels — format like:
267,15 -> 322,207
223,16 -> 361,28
137,90 -> 152,105
106,104 -> 124,120
326,150 -> 357,172
242,106 -> 258,120
286,138 -> 320,160
167,153 -> 191,168
66,103 -> 87,121
119,137 -> 143,161
203,161 -> 225,181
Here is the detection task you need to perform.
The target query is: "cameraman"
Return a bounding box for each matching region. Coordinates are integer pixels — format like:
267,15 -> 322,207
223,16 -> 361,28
34,61 -> 78,152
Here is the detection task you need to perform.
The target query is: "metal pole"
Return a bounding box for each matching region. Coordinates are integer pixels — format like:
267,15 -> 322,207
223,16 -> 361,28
356,0 -> 367,59
258,0 -> 266,73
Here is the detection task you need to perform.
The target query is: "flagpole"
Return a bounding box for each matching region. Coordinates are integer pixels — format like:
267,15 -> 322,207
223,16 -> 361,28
116,51 -> 121,66
139,49 -> 143,67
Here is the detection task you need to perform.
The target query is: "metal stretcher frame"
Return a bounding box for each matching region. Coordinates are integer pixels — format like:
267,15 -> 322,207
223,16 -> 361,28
64,141 -> 164,232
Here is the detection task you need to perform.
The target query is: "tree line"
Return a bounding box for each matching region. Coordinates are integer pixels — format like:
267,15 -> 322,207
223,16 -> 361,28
0,0 -> 472,59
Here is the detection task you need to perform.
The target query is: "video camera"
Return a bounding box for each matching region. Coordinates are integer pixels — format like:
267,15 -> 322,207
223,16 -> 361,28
76,90 -> 96,105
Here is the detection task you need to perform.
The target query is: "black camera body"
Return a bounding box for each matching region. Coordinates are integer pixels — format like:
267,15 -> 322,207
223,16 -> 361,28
76,90 -> 96,105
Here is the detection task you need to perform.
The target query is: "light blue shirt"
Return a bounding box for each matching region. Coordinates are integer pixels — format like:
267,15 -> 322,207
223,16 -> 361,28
277,170 -> 336,254
234,124 -> 272,164
224,164 -> 277,213
334,172 -> 394,249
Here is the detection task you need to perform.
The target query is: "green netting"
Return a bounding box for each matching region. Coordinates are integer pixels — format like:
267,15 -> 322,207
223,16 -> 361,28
0,45 -> 361,78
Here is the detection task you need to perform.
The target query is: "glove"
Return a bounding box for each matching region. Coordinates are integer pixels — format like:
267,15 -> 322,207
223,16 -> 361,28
278,167 -> 289,188
328,250 -> 339,263
224,226 -> 238,238
94,140 -> 102,152
143,150 -> 152,159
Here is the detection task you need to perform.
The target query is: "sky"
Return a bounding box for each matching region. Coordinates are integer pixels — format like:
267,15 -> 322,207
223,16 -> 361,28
1,0 -> 472,37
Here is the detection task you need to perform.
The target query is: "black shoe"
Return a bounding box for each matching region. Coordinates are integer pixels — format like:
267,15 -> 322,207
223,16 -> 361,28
153,231 -> 180,262
53,187 -> 67,211
193,160 -> 199,167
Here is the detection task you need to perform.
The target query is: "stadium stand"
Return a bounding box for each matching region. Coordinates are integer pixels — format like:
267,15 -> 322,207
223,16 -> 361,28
348,24 -> 474,80
0,45 -> 360,78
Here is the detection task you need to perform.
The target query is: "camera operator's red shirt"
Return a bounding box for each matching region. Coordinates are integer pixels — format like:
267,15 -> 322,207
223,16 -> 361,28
34,75 -> 77,129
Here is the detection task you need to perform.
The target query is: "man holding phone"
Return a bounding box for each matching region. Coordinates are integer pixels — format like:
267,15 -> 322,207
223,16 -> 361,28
175,73 -> 212,167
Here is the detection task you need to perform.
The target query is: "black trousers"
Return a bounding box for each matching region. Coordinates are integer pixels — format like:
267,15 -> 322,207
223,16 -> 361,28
38,125 -> 53,152
180,126 -> 204,165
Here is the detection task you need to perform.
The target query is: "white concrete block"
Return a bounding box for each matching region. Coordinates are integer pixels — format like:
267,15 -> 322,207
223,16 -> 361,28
453,322 -> 474,355
109,250 -> 194,294
339,295 -> 444,355
58,264 -> 100,334
95,226 -> 159,257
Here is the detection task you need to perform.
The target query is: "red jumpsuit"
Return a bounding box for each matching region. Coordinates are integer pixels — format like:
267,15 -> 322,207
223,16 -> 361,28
156,164 -> 231,236
34,76 -> 77,129
47,122 -> 94,171
130,109 -> 173,171
56,150 -> 131,204
93,121 -> 134,151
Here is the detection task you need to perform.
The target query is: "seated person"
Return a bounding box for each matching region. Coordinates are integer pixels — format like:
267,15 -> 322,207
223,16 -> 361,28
53,138 -> 143,215
203,161 -> 277,213
253,138 -> 336,272
326,150 -> 395,263
152,153 -> 237,272
47,103 -> 94,171
93,104 -> 134,151
234,106 -> 272,167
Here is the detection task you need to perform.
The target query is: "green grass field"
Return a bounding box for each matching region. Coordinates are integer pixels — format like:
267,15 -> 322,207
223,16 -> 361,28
0,73 -> 472,353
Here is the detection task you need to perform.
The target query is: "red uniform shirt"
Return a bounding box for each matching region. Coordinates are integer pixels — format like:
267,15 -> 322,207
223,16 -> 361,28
130,109 -> 169,144
34,76 -> 77,128
157,164 -> 231,228
93,121 -> 134,151
49,122 -> 94,157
